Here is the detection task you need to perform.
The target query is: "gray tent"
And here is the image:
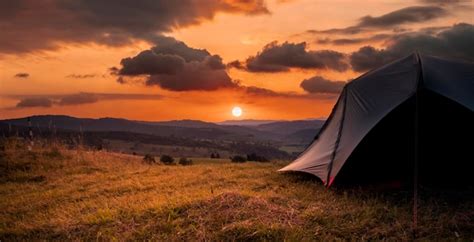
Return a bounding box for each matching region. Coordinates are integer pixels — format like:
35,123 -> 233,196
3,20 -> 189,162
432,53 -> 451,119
280,53 -> 474,187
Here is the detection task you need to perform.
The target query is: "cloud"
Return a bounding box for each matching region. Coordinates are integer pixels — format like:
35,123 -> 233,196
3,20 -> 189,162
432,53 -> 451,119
149,35 -> 211,62
419,0 -> 472,6
239,85 -> 338,100
227,60 -> 245,69
119,50 -> 185,75
230,41 -> 349,72
116,36 -> 237,91
350,23 -> 474,72
66,74 -> 97,78
14,73 -> 29,78
0,0 -> 269,54
203,55 -> 226,70
349,46 -> 397,72
11,92 -> 162,108
358,6 -> 447,28
146,62 -> 237,91
243,86 -> 300,98
58,93 -> 99,105
300,76 -> 346,94
307,6 -> 448,35
16,97 -> 53,108
316,34 -> 392,45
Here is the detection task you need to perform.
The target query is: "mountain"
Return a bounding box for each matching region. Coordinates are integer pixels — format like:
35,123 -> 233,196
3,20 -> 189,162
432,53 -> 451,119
141,119 -> 219,129
0,115 -> 325,147
0,115 -> 230,140
284,128 -> 321,144
217,119 -> 279,126
255,120 -> 326,136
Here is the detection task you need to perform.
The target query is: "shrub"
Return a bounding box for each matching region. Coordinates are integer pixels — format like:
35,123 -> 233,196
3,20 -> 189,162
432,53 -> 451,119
42,147 -> 63,159
143,154 -> 156,164
231,155 -> 246,163
179,157 -> 193,166
246,153 -> 269,162
160,154 -> 174,165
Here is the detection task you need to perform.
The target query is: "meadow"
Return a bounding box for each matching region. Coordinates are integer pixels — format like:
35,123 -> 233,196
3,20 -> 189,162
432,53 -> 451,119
0,139 -> 472,241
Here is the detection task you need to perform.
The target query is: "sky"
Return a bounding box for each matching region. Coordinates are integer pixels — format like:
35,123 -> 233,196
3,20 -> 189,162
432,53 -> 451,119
0,0 -> 473,121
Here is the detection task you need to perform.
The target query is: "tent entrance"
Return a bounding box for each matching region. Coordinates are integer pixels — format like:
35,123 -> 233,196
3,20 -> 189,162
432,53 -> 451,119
333,89 -> 473,188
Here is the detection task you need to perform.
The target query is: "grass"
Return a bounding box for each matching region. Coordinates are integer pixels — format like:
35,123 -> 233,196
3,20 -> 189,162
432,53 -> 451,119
0,139 -> 472,240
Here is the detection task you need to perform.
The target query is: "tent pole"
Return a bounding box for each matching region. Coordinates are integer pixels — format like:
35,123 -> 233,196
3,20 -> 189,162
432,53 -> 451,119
413,88 -> 419,237
413,53 -> 422,238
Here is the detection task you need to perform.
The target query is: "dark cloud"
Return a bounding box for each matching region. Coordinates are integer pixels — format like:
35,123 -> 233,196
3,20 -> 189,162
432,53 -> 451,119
59,93 -> 99,105
14,73 -> 29,78
358,6 -> 447,28
307,6 -> 448,35
240,85 -> 338,100
149,35 -> 210,62
227,60 -> 245,69
66,74 -> 97,78
350,23 -> 474,72
93,93 -> 163,101
117,36 -> 236,91
119,50 -> 185,75
146,62 -> 236,91
118,36 -> 227,77
232,41 -> 349,72
349,46 -> 397,72
11,92 -> 162,108
108,67 -> 120,75
204,55 -> 226,70
16,98 -> 53,108
419,0 -> 471,6
0,0 -> 269,54
300,76 -> 346,94
243,86 -> 299,98
316,34 -> 392,45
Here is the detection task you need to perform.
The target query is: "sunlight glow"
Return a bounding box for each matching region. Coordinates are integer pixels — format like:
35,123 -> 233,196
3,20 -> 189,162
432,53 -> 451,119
232,106 -> 242,117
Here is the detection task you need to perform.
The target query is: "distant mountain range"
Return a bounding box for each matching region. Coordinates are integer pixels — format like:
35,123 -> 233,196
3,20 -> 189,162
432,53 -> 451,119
0,115 -> 326,152
217,119 -> 279,126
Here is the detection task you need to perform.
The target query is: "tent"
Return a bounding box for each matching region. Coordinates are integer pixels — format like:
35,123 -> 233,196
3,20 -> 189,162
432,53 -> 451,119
280,53 -> 474,188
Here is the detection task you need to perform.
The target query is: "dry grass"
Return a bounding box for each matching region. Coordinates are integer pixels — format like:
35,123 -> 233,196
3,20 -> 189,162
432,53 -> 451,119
0,139 -> 472,241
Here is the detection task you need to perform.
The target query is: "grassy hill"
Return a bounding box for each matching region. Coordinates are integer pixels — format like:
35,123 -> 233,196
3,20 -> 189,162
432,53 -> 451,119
1,139 -> 472,240
0,115 -> 326,154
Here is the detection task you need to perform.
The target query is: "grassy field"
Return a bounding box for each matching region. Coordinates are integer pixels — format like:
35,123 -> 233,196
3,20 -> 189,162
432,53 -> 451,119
0,139 -> 472,240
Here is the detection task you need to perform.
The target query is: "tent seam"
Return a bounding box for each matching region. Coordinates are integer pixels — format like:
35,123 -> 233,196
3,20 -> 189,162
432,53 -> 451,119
326,87 -> 348,187
289,86 -> 348,166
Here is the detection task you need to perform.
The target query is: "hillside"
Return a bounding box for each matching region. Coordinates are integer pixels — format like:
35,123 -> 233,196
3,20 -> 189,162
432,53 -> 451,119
0,115 -> 326,158
1,140 -> 472,240
0,115 -> 324,144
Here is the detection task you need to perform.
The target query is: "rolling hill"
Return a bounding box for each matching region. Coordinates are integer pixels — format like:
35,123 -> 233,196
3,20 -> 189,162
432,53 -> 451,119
1,115 -> 324,144
0,115 -> 325,158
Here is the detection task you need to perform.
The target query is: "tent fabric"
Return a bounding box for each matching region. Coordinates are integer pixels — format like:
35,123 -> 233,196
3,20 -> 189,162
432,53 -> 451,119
279,53 -> 474,186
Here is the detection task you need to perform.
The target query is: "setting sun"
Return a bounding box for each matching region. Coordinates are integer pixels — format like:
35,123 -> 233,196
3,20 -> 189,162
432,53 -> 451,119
232,106 -> 242,117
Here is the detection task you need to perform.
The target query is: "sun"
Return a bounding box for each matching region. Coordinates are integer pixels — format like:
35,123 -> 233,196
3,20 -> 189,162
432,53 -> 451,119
232,106 -> 242,117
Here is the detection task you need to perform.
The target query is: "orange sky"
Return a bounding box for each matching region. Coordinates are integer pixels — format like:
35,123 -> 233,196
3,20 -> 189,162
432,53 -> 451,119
0,0 -> 472,121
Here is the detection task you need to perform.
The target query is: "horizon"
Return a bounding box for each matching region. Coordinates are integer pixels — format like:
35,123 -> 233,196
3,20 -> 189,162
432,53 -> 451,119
1,0 -> 473,121
0,113 -> 326,124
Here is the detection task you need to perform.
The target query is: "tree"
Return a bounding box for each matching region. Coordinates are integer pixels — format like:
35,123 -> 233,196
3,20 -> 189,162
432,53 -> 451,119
160,154 -> 174,165
231,155 -> 246,163
179,157 -> 193,166
143,154 -> 156,164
